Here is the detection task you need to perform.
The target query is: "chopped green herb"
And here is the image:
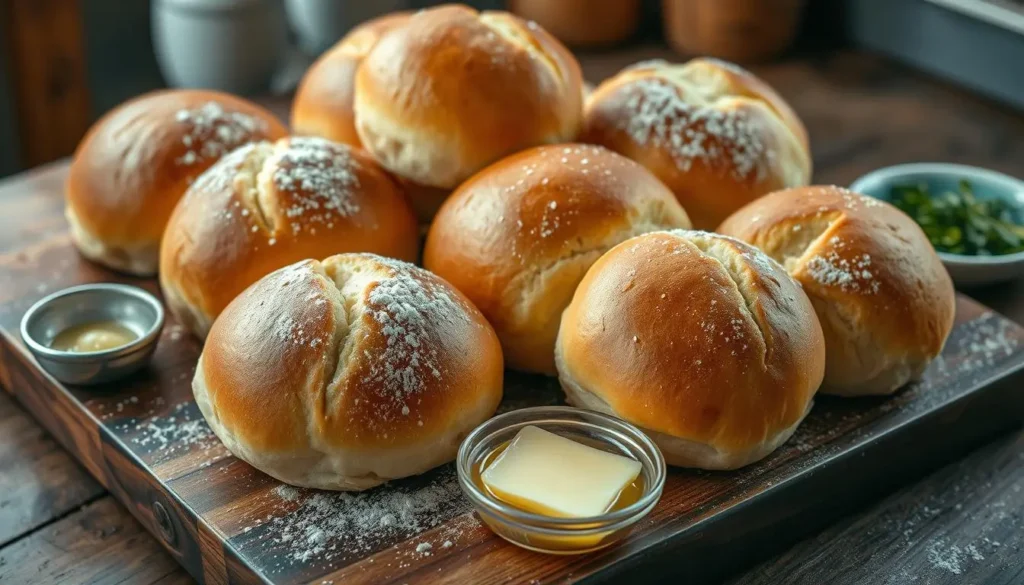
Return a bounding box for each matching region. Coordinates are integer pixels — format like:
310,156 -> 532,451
888,180 -> 1024,256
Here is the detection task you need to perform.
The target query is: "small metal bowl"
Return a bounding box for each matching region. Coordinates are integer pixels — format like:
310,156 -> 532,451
20,283 -> 165,385
457,406 -> 666,555
850,162 -> 1024,287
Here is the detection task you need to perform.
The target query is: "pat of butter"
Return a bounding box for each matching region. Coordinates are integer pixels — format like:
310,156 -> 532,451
481,425 -> 642,518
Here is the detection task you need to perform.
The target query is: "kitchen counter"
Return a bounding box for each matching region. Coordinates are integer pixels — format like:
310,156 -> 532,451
1,47 -> 1022,584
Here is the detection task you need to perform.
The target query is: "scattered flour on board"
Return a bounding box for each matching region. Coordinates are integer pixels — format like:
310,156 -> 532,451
927,539 -> 970,575
954,312 -> 1019,375
273,137 -> 362,234
265,468 -> 471,566
121,402 -> 225,463
175,101 -> 269,167
618,77 -> 773,181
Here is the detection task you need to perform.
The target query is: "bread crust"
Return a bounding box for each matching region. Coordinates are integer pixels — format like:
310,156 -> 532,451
353,5 -> 584,192
424,144 -> 691,374
582,58 -> 811,230
718,185 -> 956,395
291,12 -> 412,146
160,137 -> 419,339
66,90 -> 288,274
556,230 -> 824,469
195,255 -> 504,490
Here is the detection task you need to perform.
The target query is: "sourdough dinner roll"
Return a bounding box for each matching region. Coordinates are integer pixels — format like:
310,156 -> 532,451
424,144 -> 691,375
582,58 -> 811,230
718,186 -> 955,396
67,90 -> 287,275
556,230 -> 824,469
354,4 -> 584,196
194,255 -> 504,490
160,136 -> 419,339
291,12 -> 411,146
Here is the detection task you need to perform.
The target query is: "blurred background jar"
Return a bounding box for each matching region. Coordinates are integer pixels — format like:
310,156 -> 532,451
507,0 -> 641,47
284,0 -> 408,55
152,0 -> 289,93
662,0 -> 806,62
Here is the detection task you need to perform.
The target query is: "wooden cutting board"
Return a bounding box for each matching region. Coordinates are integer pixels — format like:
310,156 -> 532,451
1,168 -> 1023,585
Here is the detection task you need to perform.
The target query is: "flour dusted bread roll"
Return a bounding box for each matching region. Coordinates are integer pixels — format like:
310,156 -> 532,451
354,4 -> 584,200
194,254 -> 504,490
718,186 -> 955,396
291,12 -> 410,146
582,58 -> 811,230
556,230 -> 824,469
160,136 -> 419,339
67,90 -> 287,275
424,144 -> 691,375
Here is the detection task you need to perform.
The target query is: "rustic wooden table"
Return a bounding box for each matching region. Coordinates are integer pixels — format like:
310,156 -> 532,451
1,47 -> 1022,585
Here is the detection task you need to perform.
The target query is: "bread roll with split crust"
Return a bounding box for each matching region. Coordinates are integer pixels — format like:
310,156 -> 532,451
291,12 -> 411,147
354,4 -> 584,194
556,230 -> 825,469
160,136 -> 419,339
581,57 -> 811,230
424,144 -> 691,375
718,185 -> 955,396
66,90 -> 287,275
194,254 -> 504,490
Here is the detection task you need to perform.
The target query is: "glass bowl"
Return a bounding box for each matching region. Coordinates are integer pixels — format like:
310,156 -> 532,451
456,406 -> 666,555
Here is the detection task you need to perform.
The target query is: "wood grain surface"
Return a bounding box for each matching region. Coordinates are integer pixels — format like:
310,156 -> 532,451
0,495 -> 193,585
1,0 -> 91,167
0,390 -> 103,548
729,430 -> 1024,585
2,48 -> 1024,585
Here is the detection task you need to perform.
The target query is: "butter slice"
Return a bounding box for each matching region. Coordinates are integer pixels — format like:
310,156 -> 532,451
481,425 -> 642,518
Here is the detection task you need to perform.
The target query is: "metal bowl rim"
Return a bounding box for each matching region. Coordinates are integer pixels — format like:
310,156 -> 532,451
20,283 -> 165,362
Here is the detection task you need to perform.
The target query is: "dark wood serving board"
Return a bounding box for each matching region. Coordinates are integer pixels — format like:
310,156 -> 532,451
2,169 -> 1024,585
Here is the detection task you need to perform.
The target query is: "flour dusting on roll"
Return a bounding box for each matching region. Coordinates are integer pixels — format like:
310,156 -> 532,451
194,254 -> 503,491
582,58 -> 811,230
66,90 -> 287,275
160,136 -> 419,339
556,230 -> 825,470
718,185 -> 956,396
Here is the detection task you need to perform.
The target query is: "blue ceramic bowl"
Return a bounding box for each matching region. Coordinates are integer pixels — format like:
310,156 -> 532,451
850,163 -> 1024,287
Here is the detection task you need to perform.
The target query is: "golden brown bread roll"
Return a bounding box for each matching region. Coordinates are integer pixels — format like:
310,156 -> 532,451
424,144 -> 691,375
556,230 -> 825,469
194,254 -> 504,490
291,12 -> 411,147
581,57 -> 811,230
160,136 -> 419,339
718,186 -> 955,396
354,4 -> 584,199
66,90 -> 288,275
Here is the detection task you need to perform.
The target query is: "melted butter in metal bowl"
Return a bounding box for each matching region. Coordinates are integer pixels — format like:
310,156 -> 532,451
50,320 -> 140,353
21,283 -> 165,385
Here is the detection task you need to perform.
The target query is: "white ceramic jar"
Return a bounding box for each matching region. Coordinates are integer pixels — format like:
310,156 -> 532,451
152,0 -> 289,93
